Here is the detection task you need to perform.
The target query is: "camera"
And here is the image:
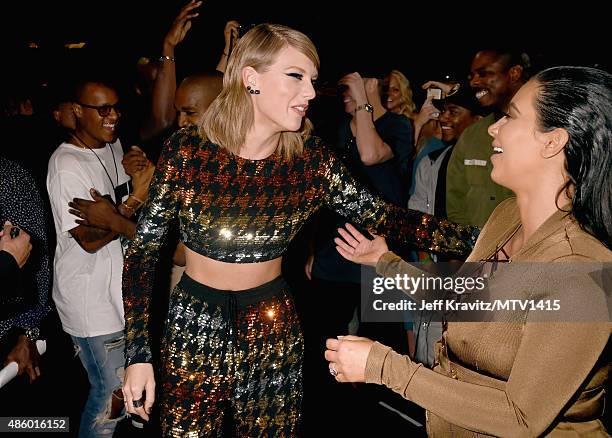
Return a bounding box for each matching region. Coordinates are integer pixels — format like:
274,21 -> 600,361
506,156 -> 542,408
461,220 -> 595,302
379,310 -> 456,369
426,87 -> 443,100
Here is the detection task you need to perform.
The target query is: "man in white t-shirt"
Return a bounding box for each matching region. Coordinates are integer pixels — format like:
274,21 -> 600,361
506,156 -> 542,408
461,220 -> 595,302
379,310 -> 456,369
46,80 -> 152,438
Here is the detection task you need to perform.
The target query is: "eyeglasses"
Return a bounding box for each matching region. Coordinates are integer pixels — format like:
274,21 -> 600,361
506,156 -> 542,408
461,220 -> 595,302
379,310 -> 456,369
76,101 -> 121,117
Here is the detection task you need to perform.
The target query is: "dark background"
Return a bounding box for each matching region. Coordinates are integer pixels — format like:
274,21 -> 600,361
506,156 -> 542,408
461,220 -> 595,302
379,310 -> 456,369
0,2 -> 609,436
2,0 -> 610,99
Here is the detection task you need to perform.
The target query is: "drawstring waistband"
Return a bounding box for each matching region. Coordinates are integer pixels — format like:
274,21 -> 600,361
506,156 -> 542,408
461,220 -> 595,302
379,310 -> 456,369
176,273 -> 288,371
177,274 -> 287,307
227,292 -> 238,341
223,293 -> 239,370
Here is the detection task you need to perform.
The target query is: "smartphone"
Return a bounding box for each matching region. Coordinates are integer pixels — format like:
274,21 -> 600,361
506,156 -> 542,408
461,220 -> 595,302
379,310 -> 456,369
426,87 -> 442,100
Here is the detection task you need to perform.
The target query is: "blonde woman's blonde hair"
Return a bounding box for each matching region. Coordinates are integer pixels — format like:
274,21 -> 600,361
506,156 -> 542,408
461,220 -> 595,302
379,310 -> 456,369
387,69 -> 417,120
201,23 -> 320,160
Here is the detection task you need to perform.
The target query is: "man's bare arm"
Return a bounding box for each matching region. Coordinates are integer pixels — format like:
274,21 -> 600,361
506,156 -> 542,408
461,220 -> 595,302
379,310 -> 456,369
69,225 -> 117,254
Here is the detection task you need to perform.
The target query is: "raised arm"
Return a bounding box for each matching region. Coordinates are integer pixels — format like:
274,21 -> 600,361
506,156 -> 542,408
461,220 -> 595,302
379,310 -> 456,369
141,0 -> 202,140
340,73 -> 394,165
216,20 -> 240,74
412,96 -> 441,145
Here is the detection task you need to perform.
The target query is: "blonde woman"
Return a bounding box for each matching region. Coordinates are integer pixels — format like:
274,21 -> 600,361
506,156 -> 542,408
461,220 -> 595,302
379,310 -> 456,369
384,69 -> 441,147
384,69 -> 417,120
122,24 -> 479,436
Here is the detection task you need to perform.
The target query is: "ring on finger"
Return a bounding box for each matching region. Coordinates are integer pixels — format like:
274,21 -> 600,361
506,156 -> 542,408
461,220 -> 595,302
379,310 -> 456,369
132,397 -> 144,408
329,364 -> 338,377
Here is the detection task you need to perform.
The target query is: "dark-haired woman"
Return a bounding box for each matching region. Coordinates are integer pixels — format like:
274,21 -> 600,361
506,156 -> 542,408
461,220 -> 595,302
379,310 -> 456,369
326,66 -> 612,436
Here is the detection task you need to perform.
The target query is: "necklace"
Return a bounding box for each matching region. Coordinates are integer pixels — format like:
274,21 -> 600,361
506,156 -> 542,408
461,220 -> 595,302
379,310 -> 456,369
70,132 -> 119,192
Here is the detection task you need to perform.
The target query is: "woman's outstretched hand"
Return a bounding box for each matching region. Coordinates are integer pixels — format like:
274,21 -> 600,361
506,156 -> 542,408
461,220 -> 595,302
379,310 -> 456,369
334,223 -> 389,266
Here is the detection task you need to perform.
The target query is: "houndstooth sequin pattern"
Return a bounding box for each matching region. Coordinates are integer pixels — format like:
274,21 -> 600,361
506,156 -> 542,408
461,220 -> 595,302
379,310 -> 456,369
160,279 -> 302,437
123,125 -> 479,364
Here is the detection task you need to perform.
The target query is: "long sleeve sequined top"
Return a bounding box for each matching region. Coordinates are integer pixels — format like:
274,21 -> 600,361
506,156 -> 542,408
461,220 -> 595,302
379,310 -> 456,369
123,126 -> 479,365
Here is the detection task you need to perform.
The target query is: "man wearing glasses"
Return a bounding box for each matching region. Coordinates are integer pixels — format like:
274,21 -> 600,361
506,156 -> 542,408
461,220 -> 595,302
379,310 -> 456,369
46,80 -> 151,437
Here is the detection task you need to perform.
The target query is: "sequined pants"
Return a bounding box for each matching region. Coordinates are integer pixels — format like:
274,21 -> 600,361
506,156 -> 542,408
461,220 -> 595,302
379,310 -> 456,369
160,274 -> 303,437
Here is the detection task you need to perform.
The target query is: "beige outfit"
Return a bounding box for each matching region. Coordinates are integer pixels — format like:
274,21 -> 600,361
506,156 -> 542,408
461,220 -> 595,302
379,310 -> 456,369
365,198 -> 611,437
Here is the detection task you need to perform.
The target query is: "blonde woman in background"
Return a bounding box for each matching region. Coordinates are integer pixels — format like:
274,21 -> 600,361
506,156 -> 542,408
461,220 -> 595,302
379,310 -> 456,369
384,69 -> 417,120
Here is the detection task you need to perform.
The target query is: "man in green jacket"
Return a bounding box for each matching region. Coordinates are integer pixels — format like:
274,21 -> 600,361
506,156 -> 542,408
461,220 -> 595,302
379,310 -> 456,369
446,49 -> 530,227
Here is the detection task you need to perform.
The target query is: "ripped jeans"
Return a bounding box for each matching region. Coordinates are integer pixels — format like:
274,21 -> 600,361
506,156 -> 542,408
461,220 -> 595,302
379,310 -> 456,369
71,331 -> 126,438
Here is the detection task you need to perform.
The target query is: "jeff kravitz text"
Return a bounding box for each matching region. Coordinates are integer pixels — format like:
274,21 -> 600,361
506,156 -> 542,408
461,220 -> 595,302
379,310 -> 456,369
372,299 -> 561,312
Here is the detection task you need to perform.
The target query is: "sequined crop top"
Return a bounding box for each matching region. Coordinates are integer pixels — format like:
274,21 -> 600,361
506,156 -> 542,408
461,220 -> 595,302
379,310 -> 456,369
123,126 -> 479,364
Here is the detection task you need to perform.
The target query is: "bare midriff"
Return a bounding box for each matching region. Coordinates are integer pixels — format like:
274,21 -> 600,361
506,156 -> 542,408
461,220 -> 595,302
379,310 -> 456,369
184,246 -> 282,290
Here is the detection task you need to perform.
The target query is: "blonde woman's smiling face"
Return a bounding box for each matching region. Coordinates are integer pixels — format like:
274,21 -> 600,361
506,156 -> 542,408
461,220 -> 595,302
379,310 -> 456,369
248,46 -> 318,133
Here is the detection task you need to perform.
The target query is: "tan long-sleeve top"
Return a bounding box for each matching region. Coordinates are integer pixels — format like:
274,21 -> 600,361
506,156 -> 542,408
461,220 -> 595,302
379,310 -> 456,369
365,198 -> 611,437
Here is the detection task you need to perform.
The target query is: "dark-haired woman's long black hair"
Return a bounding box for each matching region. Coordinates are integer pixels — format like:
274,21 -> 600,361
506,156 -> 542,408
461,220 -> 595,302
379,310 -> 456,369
534,66 -> 612,249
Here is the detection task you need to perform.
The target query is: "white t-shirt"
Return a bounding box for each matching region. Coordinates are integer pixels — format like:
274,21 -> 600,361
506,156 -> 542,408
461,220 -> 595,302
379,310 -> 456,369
47,140 -> 130,338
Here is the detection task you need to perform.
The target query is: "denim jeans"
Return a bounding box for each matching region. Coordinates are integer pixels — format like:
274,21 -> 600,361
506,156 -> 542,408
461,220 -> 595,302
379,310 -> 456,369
71,330 -> 126,438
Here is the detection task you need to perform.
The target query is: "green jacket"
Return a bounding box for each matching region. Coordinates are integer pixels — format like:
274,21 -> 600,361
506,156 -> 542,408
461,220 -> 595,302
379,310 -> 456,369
445,113 -> 514,227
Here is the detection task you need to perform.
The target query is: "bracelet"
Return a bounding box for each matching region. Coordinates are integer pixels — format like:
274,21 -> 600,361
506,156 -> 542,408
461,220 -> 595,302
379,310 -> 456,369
129,195 -> 145,205
158,55 -> 175,62
448,83 -> 460,96
121,202 -> 135,214
17,326 -> 41,342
